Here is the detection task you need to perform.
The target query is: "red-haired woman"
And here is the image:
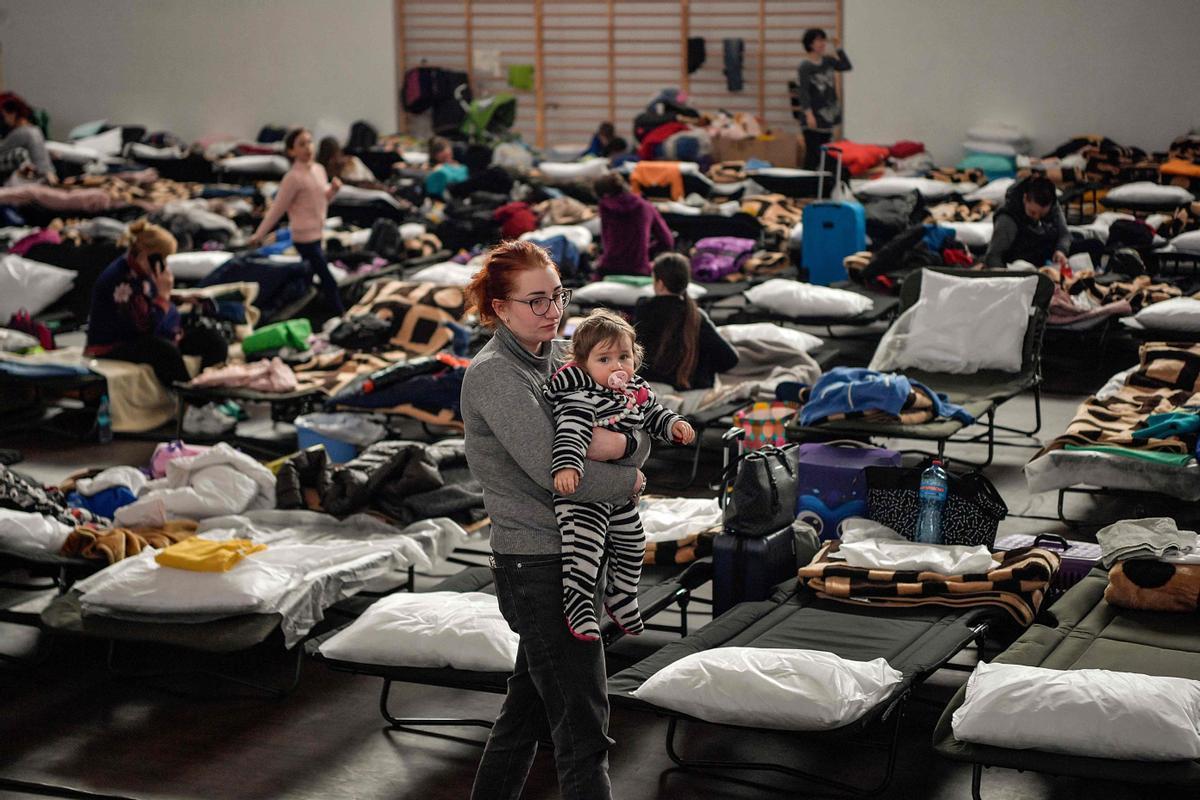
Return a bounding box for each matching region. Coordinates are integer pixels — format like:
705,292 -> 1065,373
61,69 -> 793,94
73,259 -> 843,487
461,239 -> 647,800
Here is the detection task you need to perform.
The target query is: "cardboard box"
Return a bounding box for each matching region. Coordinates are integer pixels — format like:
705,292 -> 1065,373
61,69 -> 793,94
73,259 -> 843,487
711,134 -> 802,168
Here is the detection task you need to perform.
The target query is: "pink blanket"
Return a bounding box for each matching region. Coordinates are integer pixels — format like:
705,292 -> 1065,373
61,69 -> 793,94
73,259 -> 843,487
0,185 -> 115,213
188,357 -> 298,393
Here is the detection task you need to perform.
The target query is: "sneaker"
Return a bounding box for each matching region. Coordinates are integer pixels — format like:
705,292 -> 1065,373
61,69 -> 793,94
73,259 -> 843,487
183,403 -> 237,437
217,401 -> 248,421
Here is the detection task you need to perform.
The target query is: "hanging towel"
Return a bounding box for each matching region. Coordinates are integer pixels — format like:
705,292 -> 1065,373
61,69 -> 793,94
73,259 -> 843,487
631,161 -> 685,201
155,537 -> 267,572
723,38 -> 744,92
507,64 -> 535,92
687,37 -> 707,74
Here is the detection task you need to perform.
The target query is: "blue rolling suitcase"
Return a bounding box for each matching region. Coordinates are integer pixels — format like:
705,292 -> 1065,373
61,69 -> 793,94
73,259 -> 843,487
801,145 -> 866,285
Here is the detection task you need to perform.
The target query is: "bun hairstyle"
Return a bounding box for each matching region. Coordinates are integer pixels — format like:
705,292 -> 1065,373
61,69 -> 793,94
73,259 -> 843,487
126,219 -> 178,259
570,309 -> 643,369
465,239 -> 558,329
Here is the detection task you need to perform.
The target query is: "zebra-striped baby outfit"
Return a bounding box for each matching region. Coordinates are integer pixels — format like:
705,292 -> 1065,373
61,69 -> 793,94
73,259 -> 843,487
545,362 -> 684,640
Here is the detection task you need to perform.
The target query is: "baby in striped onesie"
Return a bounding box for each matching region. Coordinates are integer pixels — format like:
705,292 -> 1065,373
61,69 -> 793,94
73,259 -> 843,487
545,310 -> 695,641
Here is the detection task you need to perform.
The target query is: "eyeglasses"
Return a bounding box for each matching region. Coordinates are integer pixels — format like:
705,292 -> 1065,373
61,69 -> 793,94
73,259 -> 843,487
505,289 -> 572,317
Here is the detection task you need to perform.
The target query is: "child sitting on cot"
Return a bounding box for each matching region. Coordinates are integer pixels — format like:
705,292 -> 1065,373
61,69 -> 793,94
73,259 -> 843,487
544,309 -> 695,640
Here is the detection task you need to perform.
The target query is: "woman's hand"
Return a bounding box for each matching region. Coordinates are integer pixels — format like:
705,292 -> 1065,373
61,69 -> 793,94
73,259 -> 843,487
153,266 -> 174,300
586,427 -> 627,461
671,419 -> 696,445
632,469 -> 646,498
554,468 -> 580,495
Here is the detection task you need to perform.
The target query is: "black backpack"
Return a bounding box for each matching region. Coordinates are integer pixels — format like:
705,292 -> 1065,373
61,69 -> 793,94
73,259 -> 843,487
366,219 -> 403,260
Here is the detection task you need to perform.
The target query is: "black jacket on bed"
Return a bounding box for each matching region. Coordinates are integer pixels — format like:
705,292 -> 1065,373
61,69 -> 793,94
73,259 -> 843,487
634,295 -> 739,390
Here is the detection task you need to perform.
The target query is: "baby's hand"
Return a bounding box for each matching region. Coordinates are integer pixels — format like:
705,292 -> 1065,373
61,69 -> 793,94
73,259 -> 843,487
672,419 -> 695,445
554,468 -> 580,495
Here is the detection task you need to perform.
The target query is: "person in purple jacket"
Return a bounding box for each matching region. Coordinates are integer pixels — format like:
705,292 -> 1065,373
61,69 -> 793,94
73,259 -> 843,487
592,173 -> 673,276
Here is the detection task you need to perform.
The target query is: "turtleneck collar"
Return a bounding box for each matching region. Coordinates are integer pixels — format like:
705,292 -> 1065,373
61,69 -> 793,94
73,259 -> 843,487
494,323 -> 549,369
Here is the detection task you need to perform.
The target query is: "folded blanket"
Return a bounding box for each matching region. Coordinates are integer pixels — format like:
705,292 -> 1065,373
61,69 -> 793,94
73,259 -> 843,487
188,357 -> 298,393
1105,560 -> 1200,613
154,537 -> 267,572
798,541 -> 1060,626
643,528 -> 717,566
61,519 -> 198,564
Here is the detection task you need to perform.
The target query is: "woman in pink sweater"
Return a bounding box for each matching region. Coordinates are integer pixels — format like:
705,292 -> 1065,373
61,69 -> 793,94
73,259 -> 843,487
248,127 -> 345,314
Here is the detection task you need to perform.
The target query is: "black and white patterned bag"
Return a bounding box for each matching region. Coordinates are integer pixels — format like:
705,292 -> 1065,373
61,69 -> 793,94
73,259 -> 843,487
864,464 -> 1007,548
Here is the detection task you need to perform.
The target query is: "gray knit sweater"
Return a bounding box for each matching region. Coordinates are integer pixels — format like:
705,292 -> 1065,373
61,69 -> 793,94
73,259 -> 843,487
462,325 -> 647,554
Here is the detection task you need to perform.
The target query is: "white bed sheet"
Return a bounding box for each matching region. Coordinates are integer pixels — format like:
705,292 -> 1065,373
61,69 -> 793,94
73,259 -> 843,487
73,511 -> 466,647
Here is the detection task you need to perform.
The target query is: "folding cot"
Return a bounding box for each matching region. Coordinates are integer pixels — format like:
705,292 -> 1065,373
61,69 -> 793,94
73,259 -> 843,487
705,284 -> 899,337
1024,343 -> 1200,524
38,511 -> 458,696
934,569 -> 1200,798
306,558 -> 714,741
607,579 -> 1002,797
786,269 -> 1054,468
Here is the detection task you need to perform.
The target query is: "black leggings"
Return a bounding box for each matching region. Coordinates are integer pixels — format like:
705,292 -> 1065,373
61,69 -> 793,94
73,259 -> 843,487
294,240 -> 345,315
803,128 -> 833,171
104,328 -> 228,388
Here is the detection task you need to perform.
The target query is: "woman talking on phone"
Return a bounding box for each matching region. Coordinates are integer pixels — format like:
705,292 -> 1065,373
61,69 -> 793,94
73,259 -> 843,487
84,219 -> 228,387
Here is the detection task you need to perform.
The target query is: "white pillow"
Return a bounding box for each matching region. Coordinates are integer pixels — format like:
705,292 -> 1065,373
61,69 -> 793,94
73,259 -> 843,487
964,177 -> 1014,204
966,123 -> 1028,145
1105,182 -> 1194,206
45,140 -> 106,165
72,126 -> 124,157
718,322 -> 823,353
574,281 -> 705,306
1169,230 -> 1200,255
939,221 -> 994,248
520,224 -> 593,250
537,160 -> 609,185
409,261 -> 479,286
899,270 -> 1037,374
855,177 -> 972,200
836,540 -> 994,574
1133,297 -> 1200,332
318,591 -> 518,671
167,251 -> 232,281
0,254 -> 76,321
962,140 -> 1020,157
217,155 -> 290,176
952,662 -> 1200,761
631,647 -> 903,731
744,279 -> 873,318
0,509 -> 72,557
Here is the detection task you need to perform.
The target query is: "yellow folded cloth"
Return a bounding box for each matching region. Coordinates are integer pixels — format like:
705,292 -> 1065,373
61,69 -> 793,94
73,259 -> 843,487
154,538 -> 267,572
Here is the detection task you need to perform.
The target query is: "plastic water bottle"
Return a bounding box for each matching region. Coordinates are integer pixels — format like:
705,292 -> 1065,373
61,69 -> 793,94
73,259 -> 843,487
96,394 -> 113,444
915,460 -> 948,544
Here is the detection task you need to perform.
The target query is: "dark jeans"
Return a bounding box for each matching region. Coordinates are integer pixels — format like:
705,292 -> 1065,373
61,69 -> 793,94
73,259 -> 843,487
471,553 -> 612,800
803,127 -> 833,171
105,328 -> 228,387
294,239 -> 345,315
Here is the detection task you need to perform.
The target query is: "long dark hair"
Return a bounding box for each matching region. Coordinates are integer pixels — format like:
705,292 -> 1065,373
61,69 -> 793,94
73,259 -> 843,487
651,252 -> 700,389
316,136 -> 344,177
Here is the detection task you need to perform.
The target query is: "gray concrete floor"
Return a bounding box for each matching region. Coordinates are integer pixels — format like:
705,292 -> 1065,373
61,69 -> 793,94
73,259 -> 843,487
0,382 -> 1192,800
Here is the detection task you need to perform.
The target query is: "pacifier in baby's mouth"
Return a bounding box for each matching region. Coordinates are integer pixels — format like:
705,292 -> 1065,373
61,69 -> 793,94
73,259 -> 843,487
607,370 -> 630,390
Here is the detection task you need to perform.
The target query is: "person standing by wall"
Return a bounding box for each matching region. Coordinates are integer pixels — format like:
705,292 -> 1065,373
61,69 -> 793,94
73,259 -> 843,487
796,28 -> 852,170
